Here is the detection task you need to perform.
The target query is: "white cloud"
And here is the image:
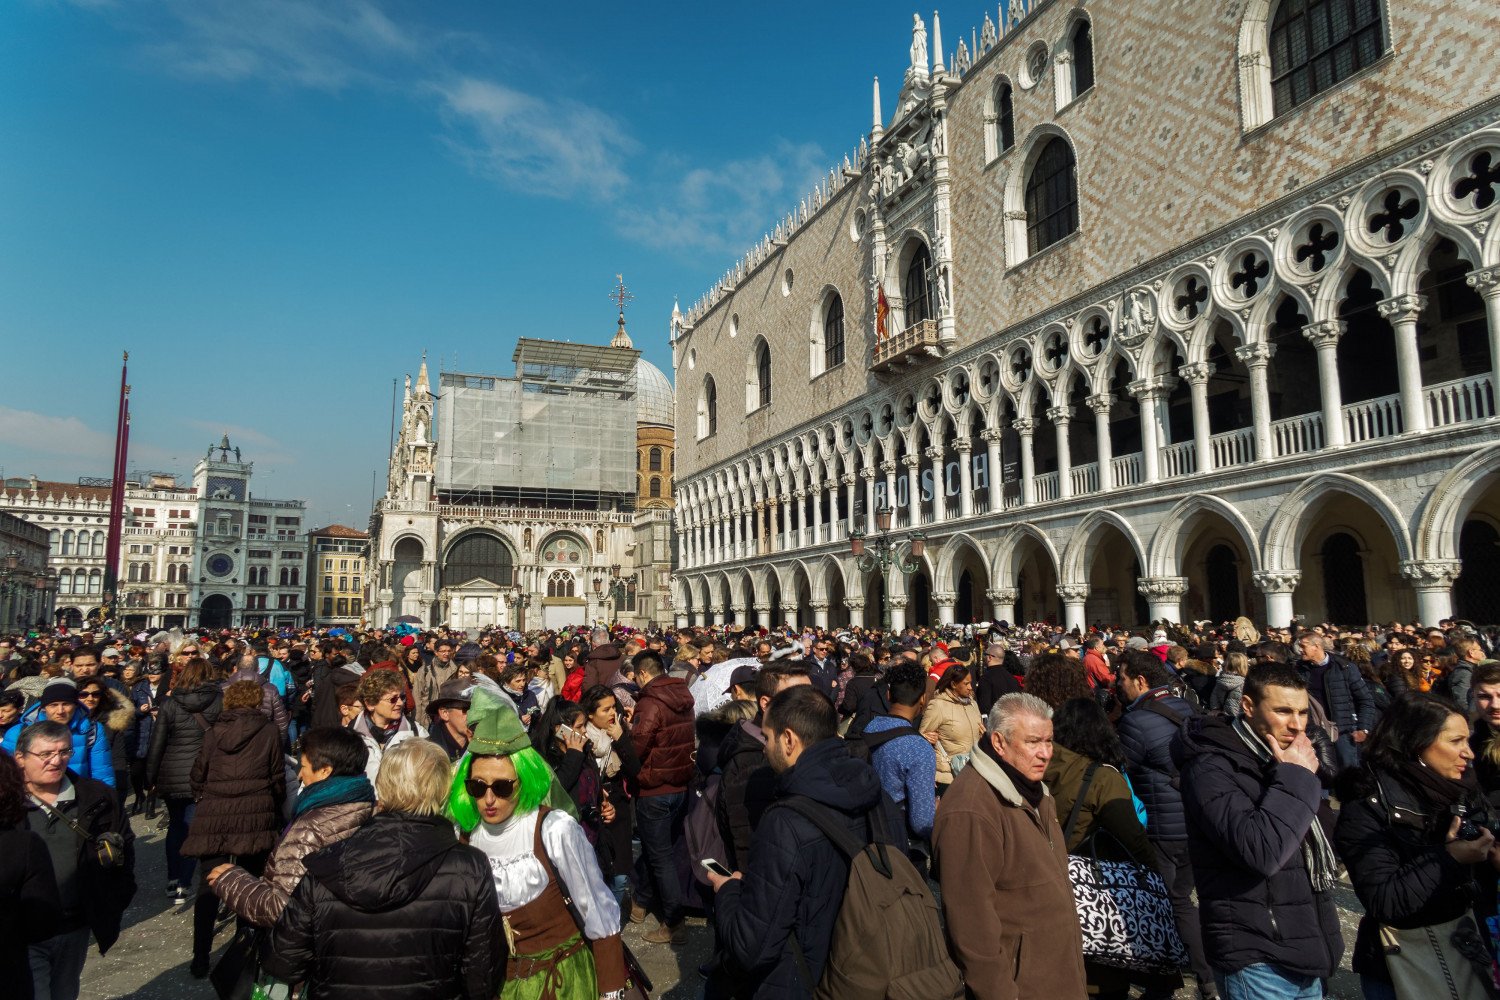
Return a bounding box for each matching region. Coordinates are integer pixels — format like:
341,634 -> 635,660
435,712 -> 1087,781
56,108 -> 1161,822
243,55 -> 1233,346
0,407 -> 117,462
433,77 -> 635,199
615,141 -> 830,255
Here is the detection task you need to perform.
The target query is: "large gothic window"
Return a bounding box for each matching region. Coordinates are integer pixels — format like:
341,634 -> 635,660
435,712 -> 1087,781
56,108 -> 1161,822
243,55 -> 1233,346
756,341 -> 772,408
546,570 -> 575,598
1269,0 -> 1383,115
903,243 -> 933,327
699,376 -> 718,438
824,294 -> 845,370
444,533 -> 514,587
1025,138 -> 1079,255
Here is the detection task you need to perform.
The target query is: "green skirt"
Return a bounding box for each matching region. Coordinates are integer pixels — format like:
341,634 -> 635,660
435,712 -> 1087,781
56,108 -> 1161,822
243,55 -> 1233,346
500,933 -> 597,1000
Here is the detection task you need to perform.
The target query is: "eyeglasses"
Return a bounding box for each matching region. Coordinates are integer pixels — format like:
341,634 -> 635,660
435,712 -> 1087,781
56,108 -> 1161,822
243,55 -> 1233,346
25,749 -> 73,762
380,694 -> 403,705
464,777 -> 517,800
79,692 -> 102,700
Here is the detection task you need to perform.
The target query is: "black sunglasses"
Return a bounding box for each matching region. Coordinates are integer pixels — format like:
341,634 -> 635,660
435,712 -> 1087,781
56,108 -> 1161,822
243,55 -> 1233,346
464,777 -> 517,800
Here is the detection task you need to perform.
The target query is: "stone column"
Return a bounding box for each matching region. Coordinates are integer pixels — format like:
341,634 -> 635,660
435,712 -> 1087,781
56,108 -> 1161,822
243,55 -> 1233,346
809,482 -> 824,545
1047,406 -> 1074,499
954,438 -> 974,516
846,597 -> 867,628
1087,393 -> 1114,491
1058,584 -> 1090,632
981,428 -> 1002,511
1137,576 -> 1189,623
1179,362 -> 1215,472
1235,343 -> 1277,461
881,461 -> 899,525
935,591 -> 957,625
888,595 -> 908,633
811,600 -> 830,629
1378,294 -> 1429,434
753,603 -> 771,629
902,455 -> 922,527
861,468 -> 877,534
729,603 -> 747,627
1303,320 -> 1346,448
743,506 -> 754,558
674,611 -> 689,629
1400,560 -> 1462,625
1013,418 -> 1036,505
713,608 -> 726,626
925,446 -> 945,524
1252,570 -> 1302,628
729,503 -> 742,559
779,495 -> 791,552
988,587 -> 1017,625
1466,268 -> 1500,397
793,489 -> 807,548
1130,379 -> 1163,483
842,474 -> 857,540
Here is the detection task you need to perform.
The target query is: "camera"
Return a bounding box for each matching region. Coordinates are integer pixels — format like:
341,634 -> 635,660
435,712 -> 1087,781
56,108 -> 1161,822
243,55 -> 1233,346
1452,804 -> 1491,841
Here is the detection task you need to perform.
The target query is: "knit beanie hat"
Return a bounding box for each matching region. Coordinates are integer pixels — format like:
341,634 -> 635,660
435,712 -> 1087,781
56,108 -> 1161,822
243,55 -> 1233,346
41,678 -> 79,707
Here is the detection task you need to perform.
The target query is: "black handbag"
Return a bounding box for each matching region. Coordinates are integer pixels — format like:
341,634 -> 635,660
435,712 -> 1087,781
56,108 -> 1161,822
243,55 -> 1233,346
33,798 -> 127,870
210,926 -> 264,1000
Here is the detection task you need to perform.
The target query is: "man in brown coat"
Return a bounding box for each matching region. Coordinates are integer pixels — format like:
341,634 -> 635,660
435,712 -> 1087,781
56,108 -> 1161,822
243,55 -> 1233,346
931,692 -> 1087,1000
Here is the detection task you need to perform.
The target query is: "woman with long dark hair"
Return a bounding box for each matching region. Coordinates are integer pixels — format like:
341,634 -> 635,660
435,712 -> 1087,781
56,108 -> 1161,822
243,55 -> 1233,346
145,655 -> 223,905
580,684 -> 640,906
1336,693 -> 1496,999
1044,697 -> 1176,1000
530,698 -> 608,845
921,665 -> 983,794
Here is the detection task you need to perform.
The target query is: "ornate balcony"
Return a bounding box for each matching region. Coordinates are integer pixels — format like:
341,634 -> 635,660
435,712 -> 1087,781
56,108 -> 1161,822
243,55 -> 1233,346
872,318 -> 941,373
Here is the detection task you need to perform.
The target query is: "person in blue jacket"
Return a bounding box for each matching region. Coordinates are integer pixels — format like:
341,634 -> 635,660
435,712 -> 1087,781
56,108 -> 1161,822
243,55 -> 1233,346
0,679 -> 116,787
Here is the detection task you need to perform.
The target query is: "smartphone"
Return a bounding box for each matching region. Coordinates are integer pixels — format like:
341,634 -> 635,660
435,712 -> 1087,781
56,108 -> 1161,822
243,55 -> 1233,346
700,858 -> 733,878
556,724 -> 576,741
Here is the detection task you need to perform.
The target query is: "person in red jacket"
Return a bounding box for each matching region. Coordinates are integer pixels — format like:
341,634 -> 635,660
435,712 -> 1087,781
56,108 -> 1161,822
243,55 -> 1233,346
626,649 -> 696,945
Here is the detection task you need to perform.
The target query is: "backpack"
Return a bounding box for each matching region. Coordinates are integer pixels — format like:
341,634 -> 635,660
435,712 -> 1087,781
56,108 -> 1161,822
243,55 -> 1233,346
684,772 -> 728,887
777,795 -> 964,1000
844,716 -> 921,765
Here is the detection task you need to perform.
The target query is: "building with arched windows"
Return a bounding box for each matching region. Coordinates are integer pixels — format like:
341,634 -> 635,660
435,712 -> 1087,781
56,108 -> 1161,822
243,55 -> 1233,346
670,3 -> 1500,632
370,312 -> 676,630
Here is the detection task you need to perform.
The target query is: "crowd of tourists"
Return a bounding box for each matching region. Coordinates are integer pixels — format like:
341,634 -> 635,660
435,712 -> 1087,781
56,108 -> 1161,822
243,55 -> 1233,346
1,613 -> 1498,1000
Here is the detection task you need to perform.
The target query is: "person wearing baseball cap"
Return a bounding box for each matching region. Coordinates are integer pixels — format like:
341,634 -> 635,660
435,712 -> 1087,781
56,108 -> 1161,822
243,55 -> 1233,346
725,665 -> 759,705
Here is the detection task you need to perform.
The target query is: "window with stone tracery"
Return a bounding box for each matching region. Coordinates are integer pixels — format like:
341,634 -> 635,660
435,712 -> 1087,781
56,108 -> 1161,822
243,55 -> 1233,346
546,570 -> 576,598
1025,138 -> 1079,255
904,243 -> 933,328
824,294 -> 845,370
1269,0 -> 1382,115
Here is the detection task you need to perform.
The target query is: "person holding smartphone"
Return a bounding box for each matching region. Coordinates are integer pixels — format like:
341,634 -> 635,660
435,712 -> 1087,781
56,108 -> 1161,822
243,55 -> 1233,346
532,699 -> 612,846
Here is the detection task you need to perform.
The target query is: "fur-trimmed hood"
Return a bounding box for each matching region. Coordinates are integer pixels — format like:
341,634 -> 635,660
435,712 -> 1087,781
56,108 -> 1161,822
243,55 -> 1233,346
96,685 -> 136,734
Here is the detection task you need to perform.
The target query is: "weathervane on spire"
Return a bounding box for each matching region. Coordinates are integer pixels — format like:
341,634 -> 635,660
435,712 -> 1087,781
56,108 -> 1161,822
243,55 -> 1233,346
609,274 -> 636,349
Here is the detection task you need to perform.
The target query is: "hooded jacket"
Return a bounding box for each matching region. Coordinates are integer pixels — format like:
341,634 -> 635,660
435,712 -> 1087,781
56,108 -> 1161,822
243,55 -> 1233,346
181,707 -> 285,858
712,737 -> 904,999
715,718 -> 774,869
223,662 -> 289,742
631,674 -> 696,795
583,644 -> 625,693
264,812 -> 503,1000
1173,714 -> 1344,979
2,700 -> 117,787
145,682 -> 223,799
1117,687 -> 1196,841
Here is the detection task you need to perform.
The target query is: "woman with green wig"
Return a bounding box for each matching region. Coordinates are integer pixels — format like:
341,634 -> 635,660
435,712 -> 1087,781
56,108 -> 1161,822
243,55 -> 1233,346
452,688 -> 627,1000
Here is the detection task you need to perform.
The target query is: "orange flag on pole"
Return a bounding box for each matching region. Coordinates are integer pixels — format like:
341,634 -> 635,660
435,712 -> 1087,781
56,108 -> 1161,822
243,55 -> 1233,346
876,286 -> 889,342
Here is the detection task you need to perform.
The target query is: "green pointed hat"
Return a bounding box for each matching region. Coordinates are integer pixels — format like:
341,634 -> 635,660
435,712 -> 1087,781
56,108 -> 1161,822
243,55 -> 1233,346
466,686 -> 532,757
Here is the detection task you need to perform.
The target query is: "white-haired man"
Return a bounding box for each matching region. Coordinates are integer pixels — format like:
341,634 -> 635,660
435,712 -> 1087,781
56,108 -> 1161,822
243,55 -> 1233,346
931,692 -> 1086,1000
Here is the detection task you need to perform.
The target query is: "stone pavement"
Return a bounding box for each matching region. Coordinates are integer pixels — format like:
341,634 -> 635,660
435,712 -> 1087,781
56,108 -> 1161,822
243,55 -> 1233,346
83,809 -> 1362,1000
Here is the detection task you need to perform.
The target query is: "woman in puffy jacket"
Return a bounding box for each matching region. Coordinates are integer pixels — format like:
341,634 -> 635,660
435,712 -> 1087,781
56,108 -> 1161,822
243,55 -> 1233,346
1335,692 -> 1497,1000
145,656 -> 223,903
264,738 -> 503,1000
181,680 -> 285,978
920,665 -> 983,794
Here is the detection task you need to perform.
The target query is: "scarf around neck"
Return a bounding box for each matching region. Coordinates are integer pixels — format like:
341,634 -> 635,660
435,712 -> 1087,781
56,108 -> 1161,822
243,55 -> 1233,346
294,774 -> 375,819
1231,717 -> 1339,893
981,734 -> 1045,809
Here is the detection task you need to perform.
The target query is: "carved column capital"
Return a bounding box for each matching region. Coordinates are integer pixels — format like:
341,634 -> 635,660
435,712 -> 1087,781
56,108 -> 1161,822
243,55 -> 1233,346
1399,559 -> 1463,588
987,587 -> 1018,603
933,591 -> 957,607
1177,361 -> 1214,385
952,436 -> 973,453
1137,576 -> 1190,600
1377,294 -> 1428,323
841,473 -> 858,486
880,460 -> 898,474
980,428 -> 1005,443
901,454 -> 922,469
1233,342 -> 1277,367
1466,267 -> 1500,298
810,600 -> 830,612
860,466 -> 877,480
887,596 -> 909,610
923,446 -> 944,461
1086,392 -> 1116,414
1251,570 -> 1303,595
1012,417 -> 1036,435
1056,583 -> 1091,603
1301,319 -> 1346,348
845,598 -> 867,611
1045,405 -> 1074,423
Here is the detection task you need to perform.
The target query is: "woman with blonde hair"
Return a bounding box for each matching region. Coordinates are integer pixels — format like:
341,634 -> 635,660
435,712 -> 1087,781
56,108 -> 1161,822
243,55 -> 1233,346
265,738 -> 503,998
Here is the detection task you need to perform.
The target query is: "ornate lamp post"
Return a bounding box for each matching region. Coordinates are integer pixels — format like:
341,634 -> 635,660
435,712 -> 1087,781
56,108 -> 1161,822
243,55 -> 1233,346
506,585 -> 532,631
849,505 -> 925,632
593,565 -> 628,622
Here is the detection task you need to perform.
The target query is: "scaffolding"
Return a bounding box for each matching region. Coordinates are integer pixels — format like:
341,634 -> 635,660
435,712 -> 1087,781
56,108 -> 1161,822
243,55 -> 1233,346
436,341 -> 639,512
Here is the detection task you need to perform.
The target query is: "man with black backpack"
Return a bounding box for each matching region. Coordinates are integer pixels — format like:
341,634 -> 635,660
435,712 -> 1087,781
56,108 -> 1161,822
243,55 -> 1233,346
704,685 -> 957,1000
1117,649 -> 1218,1000
856,661 -> 936,847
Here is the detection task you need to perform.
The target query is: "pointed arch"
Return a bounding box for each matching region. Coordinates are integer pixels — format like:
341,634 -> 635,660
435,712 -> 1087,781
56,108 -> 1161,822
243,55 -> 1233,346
1414,444 -> 1500,561
935,532 -> 991,591
1148,494 -> 1264,578
992,523 -> 1062,583
1061,510 -> 1148,586
1263,473 -> 1413,572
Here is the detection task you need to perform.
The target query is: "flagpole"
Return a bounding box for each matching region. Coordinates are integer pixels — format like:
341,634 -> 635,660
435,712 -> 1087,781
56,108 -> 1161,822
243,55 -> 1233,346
102,352 -> 129,625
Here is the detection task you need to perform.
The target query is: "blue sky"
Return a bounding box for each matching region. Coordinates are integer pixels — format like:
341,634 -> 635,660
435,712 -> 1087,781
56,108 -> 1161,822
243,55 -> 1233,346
0,0 -> 982,524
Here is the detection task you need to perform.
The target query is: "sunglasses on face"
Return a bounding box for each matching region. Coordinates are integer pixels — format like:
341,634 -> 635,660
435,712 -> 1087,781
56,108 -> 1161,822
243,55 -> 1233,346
464,777 -> 517,800
79,692 -> 102,700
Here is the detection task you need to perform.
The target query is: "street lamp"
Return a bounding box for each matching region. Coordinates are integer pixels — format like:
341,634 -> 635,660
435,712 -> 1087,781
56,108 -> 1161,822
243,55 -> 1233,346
849,505 -> 925,632
506,585 -> 532,631
593,564 -> 628,620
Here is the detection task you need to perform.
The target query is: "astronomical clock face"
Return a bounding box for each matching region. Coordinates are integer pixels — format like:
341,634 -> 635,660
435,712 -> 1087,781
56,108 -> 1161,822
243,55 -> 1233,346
206,554 -> 234,578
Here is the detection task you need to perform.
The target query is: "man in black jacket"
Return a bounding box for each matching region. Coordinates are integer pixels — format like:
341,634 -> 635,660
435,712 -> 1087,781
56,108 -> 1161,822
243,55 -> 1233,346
18,720 -> 135,1000
1176,664 -> 1344,1000
1294,633 -> 1375,771
716,661 -> 812,869
705,685 -> 902,999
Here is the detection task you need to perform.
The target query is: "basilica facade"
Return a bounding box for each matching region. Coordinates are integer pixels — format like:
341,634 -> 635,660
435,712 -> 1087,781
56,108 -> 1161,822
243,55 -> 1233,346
670,0 -> 1500,630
